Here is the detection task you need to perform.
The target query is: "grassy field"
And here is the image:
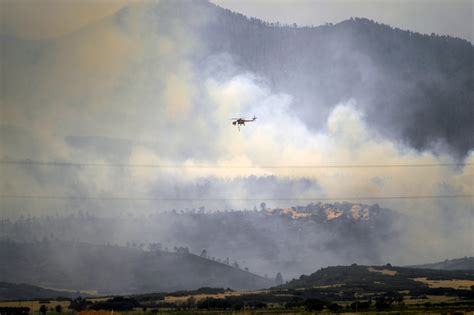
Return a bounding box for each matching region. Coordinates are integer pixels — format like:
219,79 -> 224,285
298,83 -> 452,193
2,293 -> 473,314
0,299 -> 70,312
1,310 -> 472,315
1,306 -> 474,314
6,309 -> 474,315
164,291 -> 248,303
403,294 -> 456,305
414,277 -> 474,290
367,267 -> 397,276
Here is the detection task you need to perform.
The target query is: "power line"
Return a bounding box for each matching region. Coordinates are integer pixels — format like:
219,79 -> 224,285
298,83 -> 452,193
0,159 -> 471,169
0,194 -> 472,201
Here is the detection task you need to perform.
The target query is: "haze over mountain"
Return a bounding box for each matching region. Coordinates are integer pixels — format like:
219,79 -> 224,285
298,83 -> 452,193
1,0 -> 473,292
410,257 -> 474,271
282,264 -> 474,289
0,282 -> 88,301
0,202 -> 397,278
0,240 -> 273,294
200,5 -> 473,158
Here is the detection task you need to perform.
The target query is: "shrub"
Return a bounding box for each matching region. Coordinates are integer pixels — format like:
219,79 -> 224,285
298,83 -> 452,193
304,298 -> 325,312
327,303 -> 341,312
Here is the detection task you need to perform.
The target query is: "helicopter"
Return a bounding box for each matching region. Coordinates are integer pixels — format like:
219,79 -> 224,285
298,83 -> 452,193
230,116 -> 257,131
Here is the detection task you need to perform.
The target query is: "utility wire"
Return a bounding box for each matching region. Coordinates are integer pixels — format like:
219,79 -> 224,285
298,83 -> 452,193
2,160 -> 471,201
0,194 -> 472,201
0,159 -> 471,169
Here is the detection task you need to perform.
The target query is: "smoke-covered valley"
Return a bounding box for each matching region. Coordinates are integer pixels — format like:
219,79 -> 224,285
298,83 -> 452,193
1,0 -> 473,292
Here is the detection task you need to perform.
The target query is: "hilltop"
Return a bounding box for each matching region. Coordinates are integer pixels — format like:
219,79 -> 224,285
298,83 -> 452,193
281,264 -> 474,291
0,282 -> 89,301
410,257 -> 474,271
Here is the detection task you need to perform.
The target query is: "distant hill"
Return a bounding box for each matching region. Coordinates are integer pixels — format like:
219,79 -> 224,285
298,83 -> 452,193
0,241 -> 274,295
280,264 -> 474,292
0,282 -> 87,301
129,265 -> 473,312
410,257 -> 474,271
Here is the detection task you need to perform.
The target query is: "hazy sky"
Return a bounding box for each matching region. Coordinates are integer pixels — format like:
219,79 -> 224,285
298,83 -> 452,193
2,0 -> 472,41
212,0 -> 473,42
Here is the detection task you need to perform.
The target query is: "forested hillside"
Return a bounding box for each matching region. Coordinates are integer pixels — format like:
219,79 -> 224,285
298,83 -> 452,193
198,2 -> 473,157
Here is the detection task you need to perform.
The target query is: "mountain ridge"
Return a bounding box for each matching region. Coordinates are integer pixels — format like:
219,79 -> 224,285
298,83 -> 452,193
280,264 -> 474,290
409,257 -> 474,271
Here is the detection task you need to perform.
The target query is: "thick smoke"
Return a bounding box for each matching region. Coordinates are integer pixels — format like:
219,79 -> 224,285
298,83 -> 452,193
1,0 -> 473,281
199,11 -> 473,158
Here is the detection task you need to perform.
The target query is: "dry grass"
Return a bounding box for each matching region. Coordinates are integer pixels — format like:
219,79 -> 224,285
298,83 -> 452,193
367,267 -> 397,276
313,284 -> 343,288
86,297 -> 112,303
404,294 -> 456,305
0,300 -> 70,312
414,277 -> 474,289
78,311 -> 120,315
164,290 -> 253,303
